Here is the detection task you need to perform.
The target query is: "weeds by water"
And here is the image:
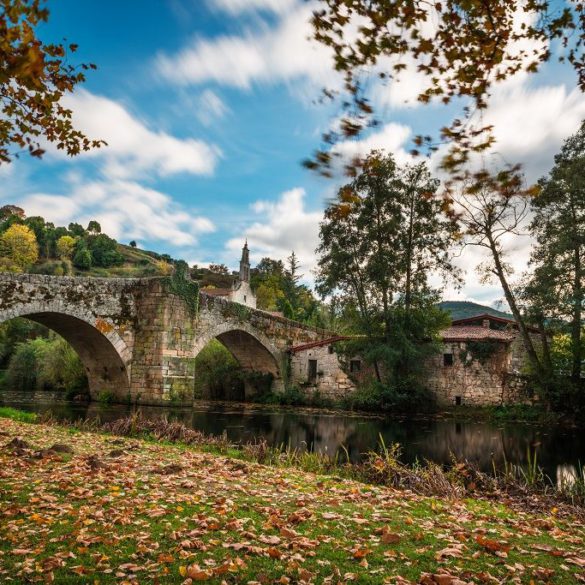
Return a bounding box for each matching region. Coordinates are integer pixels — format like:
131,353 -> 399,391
4,408 -> 585,510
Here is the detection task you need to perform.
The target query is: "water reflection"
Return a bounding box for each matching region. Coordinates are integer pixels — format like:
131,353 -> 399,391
1,389 -> 583,478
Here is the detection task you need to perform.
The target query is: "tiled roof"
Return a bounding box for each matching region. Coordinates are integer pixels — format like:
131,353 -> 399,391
288,336 -> 351,354
451,313 -> 540,333
441,326 -> 515,343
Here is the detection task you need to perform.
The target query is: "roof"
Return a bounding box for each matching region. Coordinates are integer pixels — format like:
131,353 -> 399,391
451,313 -> 540,333
200,287 -> 231,297
441,326 -> 515,343
288,336 -> 351,354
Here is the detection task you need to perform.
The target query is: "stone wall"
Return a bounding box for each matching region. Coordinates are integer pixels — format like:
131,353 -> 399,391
423,341 -> 510,406
290,344 -> 356,400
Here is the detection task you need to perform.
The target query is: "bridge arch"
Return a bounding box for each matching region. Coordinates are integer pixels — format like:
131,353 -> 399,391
193,320 -> 285,398
0,302 -> 131,399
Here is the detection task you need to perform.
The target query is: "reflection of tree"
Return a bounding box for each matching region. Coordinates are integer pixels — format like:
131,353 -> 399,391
5,391 -> 585,479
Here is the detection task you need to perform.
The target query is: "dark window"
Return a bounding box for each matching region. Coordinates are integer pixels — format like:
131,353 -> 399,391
455,396 -> 462,406
443,353 -> 454,367
308,359 -> 318,384
350,359 -> 361,373
328,345 -> 335,354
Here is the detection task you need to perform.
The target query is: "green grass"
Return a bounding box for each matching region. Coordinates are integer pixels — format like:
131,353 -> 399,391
0,418 -> 583,584
0,406 -> 37,422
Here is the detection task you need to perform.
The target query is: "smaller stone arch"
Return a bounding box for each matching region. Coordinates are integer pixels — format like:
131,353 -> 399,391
193,320 -> 285,398
0,302 -> 131,399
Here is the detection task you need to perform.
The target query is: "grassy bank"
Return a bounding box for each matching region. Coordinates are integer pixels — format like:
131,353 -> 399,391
1,417 -> 585,583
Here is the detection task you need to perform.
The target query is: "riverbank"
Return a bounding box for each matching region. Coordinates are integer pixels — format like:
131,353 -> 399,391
1,417 -> 585,583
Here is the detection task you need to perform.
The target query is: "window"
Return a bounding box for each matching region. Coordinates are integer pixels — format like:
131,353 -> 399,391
350,359 -> 361,373
455,396 -> 462,406
443,353 -> 454,367
244,295 -> 247,303
328,345 -> 335,354
308,359 -> 318,384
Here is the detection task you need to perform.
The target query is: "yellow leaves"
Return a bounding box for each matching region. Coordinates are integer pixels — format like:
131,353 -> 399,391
179,558 -> 247,581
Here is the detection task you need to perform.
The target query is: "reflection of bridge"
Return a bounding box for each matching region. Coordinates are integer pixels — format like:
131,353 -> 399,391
0,273 -> 332,404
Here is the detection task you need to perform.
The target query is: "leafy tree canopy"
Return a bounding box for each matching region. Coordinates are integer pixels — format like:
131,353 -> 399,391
306,0 -> 584,178
0,0 -> 104,163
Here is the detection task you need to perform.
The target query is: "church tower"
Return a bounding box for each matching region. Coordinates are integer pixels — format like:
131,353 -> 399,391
239,240 -> 250,283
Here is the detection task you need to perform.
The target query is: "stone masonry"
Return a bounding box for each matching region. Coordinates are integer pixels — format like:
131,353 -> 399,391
0,273 -> 331,405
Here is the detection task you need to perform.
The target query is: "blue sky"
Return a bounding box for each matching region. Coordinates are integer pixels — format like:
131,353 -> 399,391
2,0 -> 584,306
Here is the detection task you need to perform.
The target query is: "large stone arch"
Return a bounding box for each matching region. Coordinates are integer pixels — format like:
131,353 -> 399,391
0,302 -> 131,399
193,320 -> 285,397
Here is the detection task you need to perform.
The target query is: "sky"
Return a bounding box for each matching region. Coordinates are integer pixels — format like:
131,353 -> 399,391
2,0 -> 584,307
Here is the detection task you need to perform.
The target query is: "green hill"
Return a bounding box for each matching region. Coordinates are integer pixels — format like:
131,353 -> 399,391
438,300 -> 512,321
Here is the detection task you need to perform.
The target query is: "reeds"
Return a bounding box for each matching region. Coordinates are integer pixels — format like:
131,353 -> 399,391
27,411 -> 585,508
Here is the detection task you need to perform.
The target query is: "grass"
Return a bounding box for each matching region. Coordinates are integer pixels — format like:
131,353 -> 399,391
1,417 -> 584,584
0,406 -> 37,422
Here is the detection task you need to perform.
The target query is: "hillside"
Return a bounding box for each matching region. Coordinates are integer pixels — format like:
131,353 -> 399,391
438,300 -> 512,321
29,243 -> 171,278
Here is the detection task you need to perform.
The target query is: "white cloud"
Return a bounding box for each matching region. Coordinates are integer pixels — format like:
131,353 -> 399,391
195,89 -> 231,126
156,4 -> 338,91
332,122 -> 414,166
226,187 -> 321,277
208,0 -> 297,14
60,90 -> 222,179
18,179 -> 215,248
482,83 -> 585,181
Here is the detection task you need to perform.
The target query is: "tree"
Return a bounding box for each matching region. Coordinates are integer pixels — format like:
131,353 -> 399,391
55,235 -> 75,259
86,233 -> 123,267
68,222 -> 86,237
529,122 -> 585,382
209,263 -> 229,275
0,0 -> 104,164
86,220 -> 101,234
286,251 -> 302,284
454,171 -> 548,381
317,152 -> 456,384
72,245 -> 91,270
0,205 -> 25,221
129,240 -> 137,248
307,1 -> 585,177
0,223 -> 38,270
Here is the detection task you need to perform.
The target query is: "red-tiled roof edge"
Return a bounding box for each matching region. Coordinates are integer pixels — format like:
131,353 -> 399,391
288,336 -> 351,354
451,313 -> 540,333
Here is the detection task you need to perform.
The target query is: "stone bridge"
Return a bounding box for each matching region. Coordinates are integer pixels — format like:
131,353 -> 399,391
0,273 -> 333,404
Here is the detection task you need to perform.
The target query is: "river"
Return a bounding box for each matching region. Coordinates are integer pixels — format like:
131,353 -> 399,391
2,389 -> 584,485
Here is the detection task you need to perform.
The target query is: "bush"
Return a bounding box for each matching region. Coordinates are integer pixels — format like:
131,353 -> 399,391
73,246 -> 92,270
4,336 -> 88,394
343,377 -> 436,413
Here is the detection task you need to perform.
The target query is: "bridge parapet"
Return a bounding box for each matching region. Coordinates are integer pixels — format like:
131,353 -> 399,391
0,273 -> 343,405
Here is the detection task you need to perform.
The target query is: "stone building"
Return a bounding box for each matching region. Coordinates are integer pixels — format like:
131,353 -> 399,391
288,313 -> 540,406
289,336 -> 357,400
201,242 -> 257,309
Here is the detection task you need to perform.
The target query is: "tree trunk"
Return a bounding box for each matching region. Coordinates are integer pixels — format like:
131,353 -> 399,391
571,244 -> 582,382
487,235 -> 545,379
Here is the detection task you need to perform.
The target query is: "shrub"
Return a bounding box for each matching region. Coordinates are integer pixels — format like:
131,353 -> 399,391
73,246 -> 92,270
